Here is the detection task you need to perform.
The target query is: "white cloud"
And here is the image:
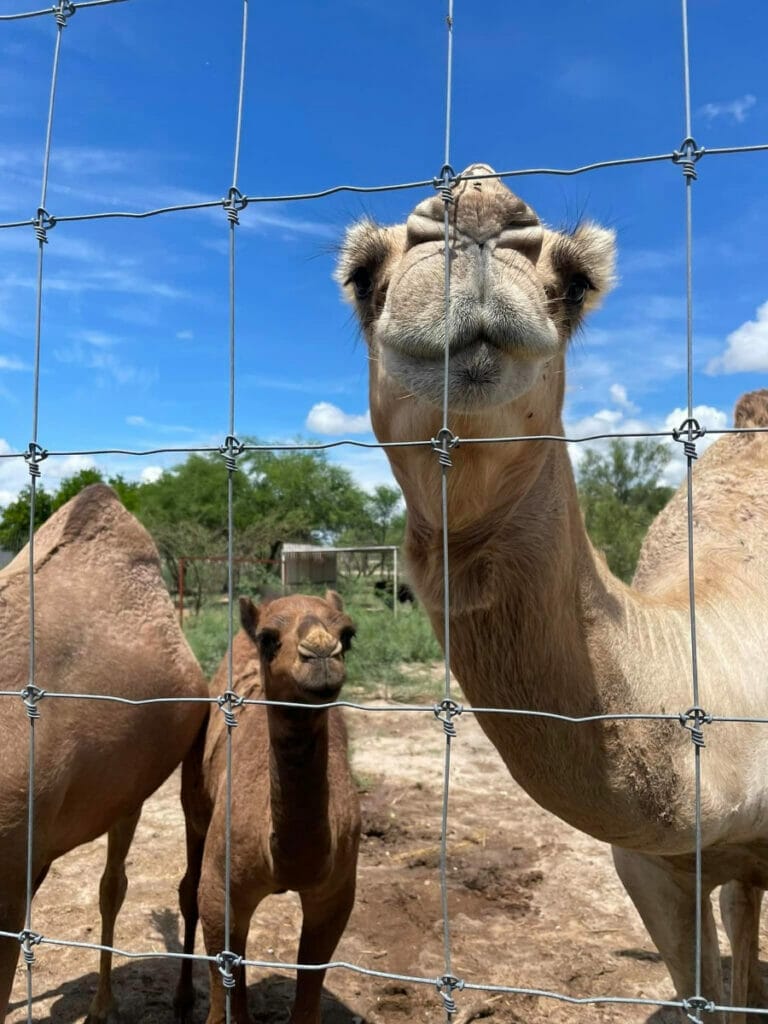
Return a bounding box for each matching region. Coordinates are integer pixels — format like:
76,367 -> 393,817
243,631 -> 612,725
125,414 -> 196,435
609,383 -> 638,412
328,446 -> 398,494
0,449 -> 99,510
242,209 -> 338,240
306,402 -> 371,435
140,466 -> 163,484
706,301 -> 768,374
564,400 -> 729,486
176,330 -> 194,340
54,343 -> 156,388
0,356 -> 27,371
699,94 -> 756,124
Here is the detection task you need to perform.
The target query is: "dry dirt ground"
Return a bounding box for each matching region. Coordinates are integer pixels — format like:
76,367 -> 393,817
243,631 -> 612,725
7,681 -> 764,1024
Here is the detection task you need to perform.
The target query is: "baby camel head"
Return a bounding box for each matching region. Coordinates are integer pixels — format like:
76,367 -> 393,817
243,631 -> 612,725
239,592 -> 356,705
336,163 -> 616,440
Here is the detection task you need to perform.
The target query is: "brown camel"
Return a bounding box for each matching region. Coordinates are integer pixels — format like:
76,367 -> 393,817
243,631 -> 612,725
336,164 -> 768,1022
0,483 -> 208,1023
174,591 -> 360,1024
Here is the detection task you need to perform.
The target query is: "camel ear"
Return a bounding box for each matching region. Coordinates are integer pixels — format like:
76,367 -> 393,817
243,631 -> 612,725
239,597 -> 260,643
324,589 -> 344,612
570,222 -> 617,306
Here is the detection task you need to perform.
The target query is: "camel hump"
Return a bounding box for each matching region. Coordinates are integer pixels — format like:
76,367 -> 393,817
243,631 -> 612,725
3,483 -> 158,576
734,388 -> 768,428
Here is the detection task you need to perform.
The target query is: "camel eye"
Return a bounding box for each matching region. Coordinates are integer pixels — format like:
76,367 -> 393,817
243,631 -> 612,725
346,267 -> 373,301
565,274 -> 591,305
339,626 -> 356,653
256,628 -> 281,662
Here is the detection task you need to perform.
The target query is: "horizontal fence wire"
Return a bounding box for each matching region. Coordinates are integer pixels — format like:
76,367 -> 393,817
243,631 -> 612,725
1,145 -> 768,230
2,0 -> 768,1021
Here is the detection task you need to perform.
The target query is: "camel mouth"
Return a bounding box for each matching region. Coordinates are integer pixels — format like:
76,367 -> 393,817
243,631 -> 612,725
299,680 -> 345,705
381,337 -> 548,413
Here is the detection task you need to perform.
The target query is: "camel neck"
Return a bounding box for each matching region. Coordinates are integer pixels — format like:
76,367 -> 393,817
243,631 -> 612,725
266,705 -> 332,886
404,441 -> 693,844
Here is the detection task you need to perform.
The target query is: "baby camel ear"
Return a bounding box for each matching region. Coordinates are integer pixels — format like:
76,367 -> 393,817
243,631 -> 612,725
239,597 -> 260,644
324,589 -> 344,613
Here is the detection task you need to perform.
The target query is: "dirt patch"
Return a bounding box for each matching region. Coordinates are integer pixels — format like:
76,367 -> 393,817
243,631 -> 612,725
5,699 -> 758,1023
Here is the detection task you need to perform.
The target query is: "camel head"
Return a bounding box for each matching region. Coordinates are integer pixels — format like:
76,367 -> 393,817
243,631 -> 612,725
336,163 -> 616,445
240,592 -> 356,705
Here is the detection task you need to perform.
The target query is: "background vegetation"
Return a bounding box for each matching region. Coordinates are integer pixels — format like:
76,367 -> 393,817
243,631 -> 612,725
0,438 -> 675,694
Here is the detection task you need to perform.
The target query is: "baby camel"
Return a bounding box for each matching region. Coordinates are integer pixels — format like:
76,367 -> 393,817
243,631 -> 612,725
337,165 -> 768,1022
0,484 -> 207,1023
175,591 -> 360,1024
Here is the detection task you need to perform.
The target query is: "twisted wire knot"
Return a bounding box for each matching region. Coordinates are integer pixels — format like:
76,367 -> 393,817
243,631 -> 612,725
431,428 -> 458,469
217,689 -> 244,729
435,974 -> 464,1015
682,995 -> 716,1022
34,207 -> 56,245
25,442 -> 48,479
219,435 -> 244,472
673,137 -> 704,181
224,186 -> 248,226
433,698 -> 463,738
433,164 -> 457,205
673,418 -> 705,461
19,929 -> 43,966
53,1 -> 76,27
216,950 -> 242,989
679,706 -> 712,748
21,685 -> 46,720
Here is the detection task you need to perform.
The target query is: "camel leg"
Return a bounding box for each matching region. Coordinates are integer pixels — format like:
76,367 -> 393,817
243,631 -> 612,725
198,862 -> 258,1024
84,807 -> 142,1024
174,731 -> 211,1022
719,881 -> 767,1023
0,889 -> 25,1021
611,847 -> 724,1021
290,869 -> 357,1024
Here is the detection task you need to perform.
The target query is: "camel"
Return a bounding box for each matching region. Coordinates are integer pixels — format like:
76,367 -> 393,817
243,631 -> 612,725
336,164 -> 768,1022
174,591 -> 360,1024
0,483 -> 208,1023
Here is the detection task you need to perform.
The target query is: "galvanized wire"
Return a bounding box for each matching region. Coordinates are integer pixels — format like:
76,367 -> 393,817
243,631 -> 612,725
2,145 -> 768,233
220,4 -> 249,1021
20,4 -> 72,1019
678,0 -> 706,1017
4,1 -> 768,1021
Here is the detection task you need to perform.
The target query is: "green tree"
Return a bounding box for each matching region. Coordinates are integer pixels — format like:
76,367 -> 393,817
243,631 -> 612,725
0,485 -> 54,553
578,439 -> 675,583
51,468 -> 105,511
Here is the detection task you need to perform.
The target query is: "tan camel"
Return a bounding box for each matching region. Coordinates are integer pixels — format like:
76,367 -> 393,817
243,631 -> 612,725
174,591 -> 360,1024
0,483 -> 207,1023
336,164 -> 768,1022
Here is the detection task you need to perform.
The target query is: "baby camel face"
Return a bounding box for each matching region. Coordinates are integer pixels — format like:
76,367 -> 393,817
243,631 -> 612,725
337,163 -> 616,424
240,592 -> 356,705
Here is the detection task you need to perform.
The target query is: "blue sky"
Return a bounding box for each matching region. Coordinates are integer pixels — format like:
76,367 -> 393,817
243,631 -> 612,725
1,0 -> 767,505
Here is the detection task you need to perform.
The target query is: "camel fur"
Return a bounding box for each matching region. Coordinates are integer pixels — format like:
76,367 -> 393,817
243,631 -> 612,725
0,483 -> 208,1023
336,164 -> 768,1022
175,592 -> 360,1024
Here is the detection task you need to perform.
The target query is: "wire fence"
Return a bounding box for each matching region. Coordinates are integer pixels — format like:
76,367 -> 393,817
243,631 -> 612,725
1,1 -> 768,1022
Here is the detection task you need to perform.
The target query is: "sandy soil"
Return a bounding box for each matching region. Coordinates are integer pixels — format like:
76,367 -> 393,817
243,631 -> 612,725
5,681 -> 758,1024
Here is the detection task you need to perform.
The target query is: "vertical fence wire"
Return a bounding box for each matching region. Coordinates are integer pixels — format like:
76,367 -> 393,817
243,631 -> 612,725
221,2 -> 249,1019
435,2 -> 459,1017
22,4 -> 72,1019
678,0 -> 707,1017
4,0 -> 768,1020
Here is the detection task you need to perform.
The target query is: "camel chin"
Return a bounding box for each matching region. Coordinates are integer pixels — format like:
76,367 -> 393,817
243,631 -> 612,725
381,340 -> 548,413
